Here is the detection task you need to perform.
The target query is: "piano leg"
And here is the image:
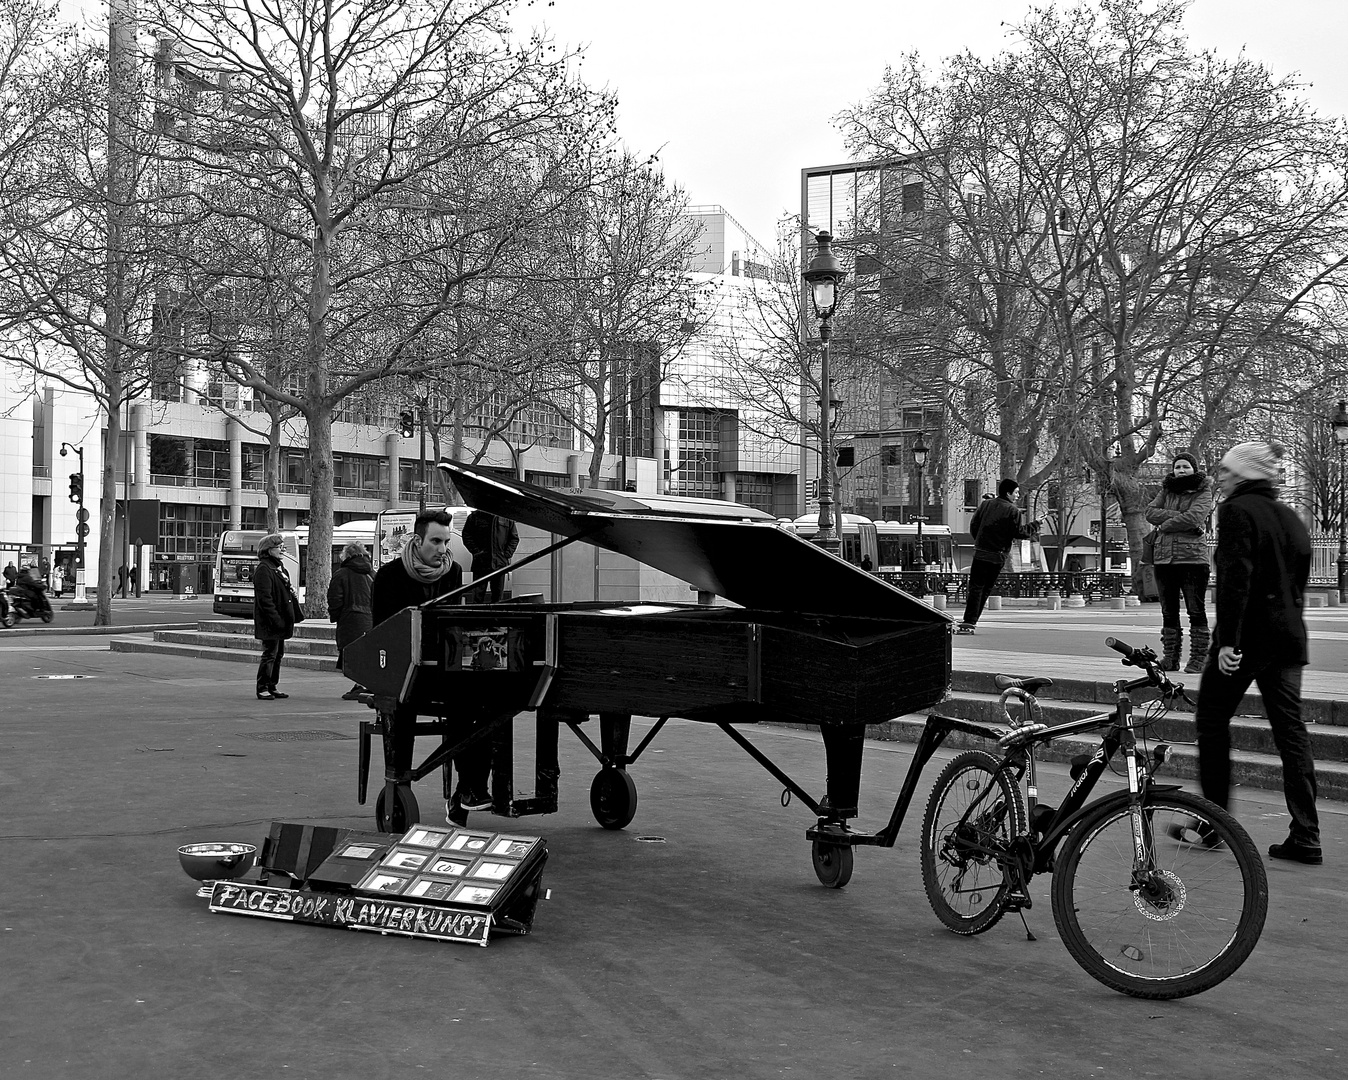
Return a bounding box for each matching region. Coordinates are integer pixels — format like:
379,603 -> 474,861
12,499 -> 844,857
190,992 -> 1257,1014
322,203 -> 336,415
820,723 -> 864,821
536,710 -> 561,809
592,713 -> 638,830
376,707 -> 420,833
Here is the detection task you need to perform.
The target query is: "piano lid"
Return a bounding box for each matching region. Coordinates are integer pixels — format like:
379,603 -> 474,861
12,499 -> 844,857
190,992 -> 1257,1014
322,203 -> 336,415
438,460 -> 949,622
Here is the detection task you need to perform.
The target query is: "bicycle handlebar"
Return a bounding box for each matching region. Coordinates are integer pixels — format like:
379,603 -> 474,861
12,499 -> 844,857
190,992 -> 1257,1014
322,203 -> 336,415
1103,636 -> 1196,705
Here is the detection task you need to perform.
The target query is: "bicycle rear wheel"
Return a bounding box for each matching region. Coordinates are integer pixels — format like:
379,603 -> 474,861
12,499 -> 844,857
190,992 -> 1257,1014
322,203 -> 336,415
920,750 -> 1026,935
1051,790 -> 1267,999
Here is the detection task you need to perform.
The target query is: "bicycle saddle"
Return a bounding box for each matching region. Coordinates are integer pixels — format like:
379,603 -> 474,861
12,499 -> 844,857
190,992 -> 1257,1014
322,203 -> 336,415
993,674 -> 1053,695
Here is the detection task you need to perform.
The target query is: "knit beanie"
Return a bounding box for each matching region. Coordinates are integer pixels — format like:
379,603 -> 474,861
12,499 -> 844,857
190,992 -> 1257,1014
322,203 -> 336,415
997,478 -> 1019,499
1171,452 -> 1199,472
1219,441 -> 1283,481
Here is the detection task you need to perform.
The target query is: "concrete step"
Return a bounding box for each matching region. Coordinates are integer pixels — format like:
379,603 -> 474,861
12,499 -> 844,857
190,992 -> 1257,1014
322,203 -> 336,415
197,619 -> 336,640
943,689 -> 1348,764
855,712 -> 1348,802
108,636 -> 338,671
152,630 -> 338,656
953,668 -> 1348,728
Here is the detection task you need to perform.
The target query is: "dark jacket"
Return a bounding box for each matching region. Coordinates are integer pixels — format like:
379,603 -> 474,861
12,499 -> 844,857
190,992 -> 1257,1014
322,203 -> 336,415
327,552 -> 374,652
252,554 -> 297,641
969,495 -> 1035,562
1145,473 -> 1214,564
462,512 -> 519,576
371,557 -> 463,627
1212,480 -> 1312,664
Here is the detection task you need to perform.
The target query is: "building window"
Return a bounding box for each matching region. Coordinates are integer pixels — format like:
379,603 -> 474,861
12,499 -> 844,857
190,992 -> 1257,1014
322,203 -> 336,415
963,479 -> 982,510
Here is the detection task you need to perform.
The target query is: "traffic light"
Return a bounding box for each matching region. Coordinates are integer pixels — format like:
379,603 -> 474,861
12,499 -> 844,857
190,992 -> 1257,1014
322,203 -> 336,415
68,472 -> 83,503
398,410 -> 415,439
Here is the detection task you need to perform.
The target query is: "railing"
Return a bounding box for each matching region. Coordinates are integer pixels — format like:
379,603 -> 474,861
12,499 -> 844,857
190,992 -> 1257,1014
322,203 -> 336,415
877,570 -> 1129,602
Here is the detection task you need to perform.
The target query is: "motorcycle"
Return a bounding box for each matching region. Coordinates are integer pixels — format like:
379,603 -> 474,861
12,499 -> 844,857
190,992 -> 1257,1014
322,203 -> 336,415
2,586 -> 54,627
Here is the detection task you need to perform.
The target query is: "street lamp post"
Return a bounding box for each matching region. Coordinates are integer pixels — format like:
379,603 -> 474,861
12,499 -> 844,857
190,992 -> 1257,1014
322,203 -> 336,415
803,230 -> 845,551
911,431 -> 929,570
1333,400 -> 1348,603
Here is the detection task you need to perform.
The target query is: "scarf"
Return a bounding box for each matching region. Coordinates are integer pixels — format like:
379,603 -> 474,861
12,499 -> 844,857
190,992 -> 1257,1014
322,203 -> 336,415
1163,472 -> 1206,494
401,533 -> 453,583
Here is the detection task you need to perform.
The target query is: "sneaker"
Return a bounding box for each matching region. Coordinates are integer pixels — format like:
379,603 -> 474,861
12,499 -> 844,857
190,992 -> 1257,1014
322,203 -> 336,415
341,687 -> 364,701
268,689 -> 289,700
256,690 -> 276,701
1167,820 -> 1224,850
1268,840 -> 1323,865
458,793 -> 492,812
956,623 -> 977,635
445,800 -> 468,826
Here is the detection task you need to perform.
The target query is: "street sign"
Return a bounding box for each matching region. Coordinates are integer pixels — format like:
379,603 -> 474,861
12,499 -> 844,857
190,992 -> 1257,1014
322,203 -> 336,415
76,522 -> 90,537
76,507 -> 90,522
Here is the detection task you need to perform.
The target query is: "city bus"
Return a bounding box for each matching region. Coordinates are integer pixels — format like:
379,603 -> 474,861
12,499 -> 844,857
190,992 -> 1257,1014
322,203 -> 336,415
212,520 -> 377,618
783,514 -> 955,572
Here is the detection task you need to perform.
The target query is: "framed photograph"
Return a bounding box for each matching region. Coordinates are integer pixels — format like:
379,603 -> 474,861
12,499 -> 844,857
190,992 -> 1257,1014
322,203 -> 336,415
469,859 -> 515,882
405,877 -> 458,901
451,882 -> 499,906
487,837 -> 536,859
402,827 -> 450,849
358,870 -> 412,895
333,843 -> 383,861
446,831 -> 493,854
426,855 -> 472,877
380,849 -> 429,871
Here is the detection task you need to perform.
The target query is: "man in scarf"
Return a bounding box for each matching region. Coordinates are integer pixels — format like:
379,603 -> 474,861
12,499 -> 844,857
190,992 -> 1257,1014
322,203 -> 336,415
371,510 -> 492,821
1190,440 -> 1321,865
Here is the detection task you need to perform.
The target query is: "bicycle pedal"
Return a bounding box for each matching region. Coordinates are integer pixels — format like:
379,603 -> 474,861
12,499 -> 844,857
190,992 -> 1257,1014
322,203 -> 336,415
1005,891 -> 1033,912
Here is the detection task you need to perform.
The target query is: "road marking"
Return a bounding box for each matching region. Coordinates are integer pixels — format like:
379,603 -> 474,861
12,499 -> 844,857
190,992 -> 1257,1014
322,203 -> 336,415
0,645 -> 111,652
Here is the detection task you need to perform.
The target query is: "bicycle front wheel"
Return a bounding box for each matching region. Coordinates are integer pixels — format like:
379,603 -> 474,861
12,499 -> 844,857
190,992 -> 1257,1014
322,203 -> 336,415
920,750 -> 1026,935
1051,790 -> 1268,999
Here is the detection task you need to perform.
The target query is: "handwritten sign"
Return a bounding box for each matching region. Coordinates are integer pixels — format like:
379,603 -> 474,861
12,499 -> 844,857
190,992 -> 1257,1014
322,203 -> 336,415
209,882 -> 491,946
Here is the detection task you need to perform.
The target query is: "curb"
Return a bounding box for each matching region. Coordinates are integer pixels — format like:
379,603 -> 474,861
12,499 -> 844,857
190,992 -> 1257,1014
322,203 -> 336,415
0,622 -> 198,638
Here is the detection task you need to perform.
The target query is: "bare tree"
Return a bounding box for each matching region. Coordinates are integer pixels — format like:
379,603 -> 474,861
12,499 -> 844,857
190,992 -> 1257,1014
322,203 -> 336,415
839,0 -> 1348,586
141,0 -> 617,611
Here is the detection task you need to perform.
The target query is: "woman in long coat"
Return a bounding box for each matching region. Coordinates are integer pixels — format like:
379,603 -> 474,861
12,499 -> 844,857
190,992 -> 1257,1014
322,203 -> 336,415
252,533 -> 298,700
328,541 -> 374,700
1145,451 -> 1216,672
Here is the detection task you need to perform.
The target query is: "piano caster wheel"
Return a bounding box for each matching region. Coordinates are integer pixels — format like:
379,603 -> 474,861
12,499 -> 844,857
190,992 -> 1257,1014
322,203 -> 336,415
811,841 -> 854,889
375,785 -> 420,833
590,768 -> 638,830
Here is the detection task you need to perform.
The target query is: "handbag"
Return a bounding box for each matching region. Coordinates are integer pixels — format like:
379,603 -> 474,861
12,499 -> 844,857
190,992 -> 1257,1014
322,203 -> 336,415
1141,529 -> 1157,566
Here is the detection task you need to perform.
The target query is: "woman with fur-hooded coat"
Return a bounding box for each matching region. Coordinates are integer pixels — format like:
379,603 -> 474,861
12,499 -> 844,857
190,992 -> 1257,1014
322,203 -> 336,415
1145,452 -> 1215,672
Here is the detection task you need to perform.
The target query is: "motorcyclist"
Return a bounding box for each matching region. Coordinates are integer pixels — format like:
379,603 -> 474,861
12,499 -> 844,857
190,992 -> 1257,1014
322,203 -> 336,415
9,568 -> 52,616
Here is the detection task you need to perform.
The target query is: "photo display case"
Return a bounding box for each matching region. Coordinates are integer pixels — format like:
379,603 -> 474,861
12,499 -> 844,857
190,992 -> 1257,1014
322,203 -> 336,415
356,827 -> 546,915
208,821 -> 549,947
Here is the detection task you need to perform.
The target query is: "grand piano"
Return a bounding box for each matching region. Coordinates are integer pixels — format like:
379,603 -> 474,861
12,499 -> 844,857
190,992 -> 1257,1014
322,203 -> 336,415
342,460 -> 952,886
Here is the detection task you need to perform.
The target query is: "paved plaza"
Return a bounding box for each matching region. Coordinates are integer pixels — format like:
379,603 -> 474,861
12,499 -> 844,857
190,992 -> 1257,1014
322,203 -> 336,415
1,624 -> 1344,1079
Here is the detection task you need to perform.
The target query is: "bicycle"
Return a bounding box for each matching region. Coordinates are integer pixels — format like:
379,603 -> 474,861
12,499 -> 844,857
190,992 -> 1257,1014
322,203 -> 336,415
917,636 -> 1268,999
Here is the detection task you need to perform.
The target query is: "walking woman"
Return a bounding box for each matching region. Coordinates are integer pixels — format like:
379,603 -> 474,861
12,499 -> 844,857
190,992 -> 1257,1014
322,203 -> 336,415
1145,452 -> 1215,672
328,540 -> 373,700
252,533 -> 298,700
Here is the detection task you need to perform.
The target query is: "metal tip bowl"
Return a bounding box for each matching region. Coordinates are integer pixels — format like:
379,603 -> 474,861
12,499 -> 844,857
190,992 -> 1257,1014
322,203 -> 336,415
177,842 -> 258,882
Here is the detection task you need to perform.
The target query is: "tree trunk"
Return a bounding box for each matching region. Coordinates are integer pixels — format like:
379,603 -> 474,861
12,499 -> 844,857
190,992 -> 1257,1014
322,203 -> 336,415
265,411 -> 282,533
305,406 -> 334,618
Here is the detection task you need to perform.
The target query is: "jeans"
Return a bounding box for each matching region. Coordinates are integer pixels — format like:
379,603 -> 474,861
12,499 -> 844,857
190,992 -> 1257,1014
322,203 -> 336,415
1153,562 -> 1209,629
256,638 -> 285,693
1194,658 -> 1319,845
961,556 -> 1004,626
387,704 -> 492,802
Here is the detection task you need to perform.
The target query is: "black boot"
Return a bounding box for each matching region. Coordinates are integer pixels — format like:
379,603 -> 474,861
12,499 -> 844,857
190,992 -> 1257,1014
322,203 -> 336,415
1159,627 -> 1181,671
1185,625 -> 1210,674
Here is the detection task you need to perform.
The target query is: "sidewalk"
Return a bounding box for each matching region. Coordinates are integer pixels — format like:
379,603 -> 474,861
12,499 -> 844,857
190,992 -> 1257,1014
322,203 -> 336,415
0,641 -> 1344,1080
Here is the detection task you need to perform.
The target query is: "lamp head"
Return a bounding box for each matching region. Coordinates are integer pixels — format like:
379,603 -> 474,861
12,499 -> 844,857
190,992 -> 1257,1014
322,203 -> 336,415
912,431 -> 929,468
1333,400 -> 1348,445
802,231 -> 844,320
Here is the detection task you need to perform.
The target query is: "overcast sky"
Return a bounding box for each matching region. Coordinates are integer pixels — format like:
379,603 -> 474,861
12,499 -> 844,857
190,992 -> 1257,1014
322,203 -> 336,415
511,0 -> 1348,250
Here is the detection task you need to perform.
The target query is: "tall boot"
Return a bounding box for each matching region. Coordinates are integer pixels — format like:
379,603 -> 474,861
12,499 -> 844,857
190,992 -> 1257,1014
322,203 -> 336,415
1159,627 -> 1182,671
1185,624 -> 1210,674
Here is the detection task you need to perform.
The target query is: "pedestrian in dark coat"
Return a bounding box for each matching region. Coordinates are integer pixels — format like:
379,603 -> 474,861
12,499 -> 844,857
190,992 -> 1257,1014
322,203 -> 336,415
328,541 -> 373,701
252,533 -> 298,701
462,511 -> 519,603
1145,452 -> 1215,672
958,479 -> 1039,633
1192,440 -> 1321,864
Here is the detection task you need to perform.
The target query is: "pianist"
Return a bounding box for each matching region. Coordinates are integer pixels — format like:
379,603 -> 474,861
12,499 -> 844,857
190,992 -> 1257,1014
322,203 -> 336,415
371,509 -> 492,820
